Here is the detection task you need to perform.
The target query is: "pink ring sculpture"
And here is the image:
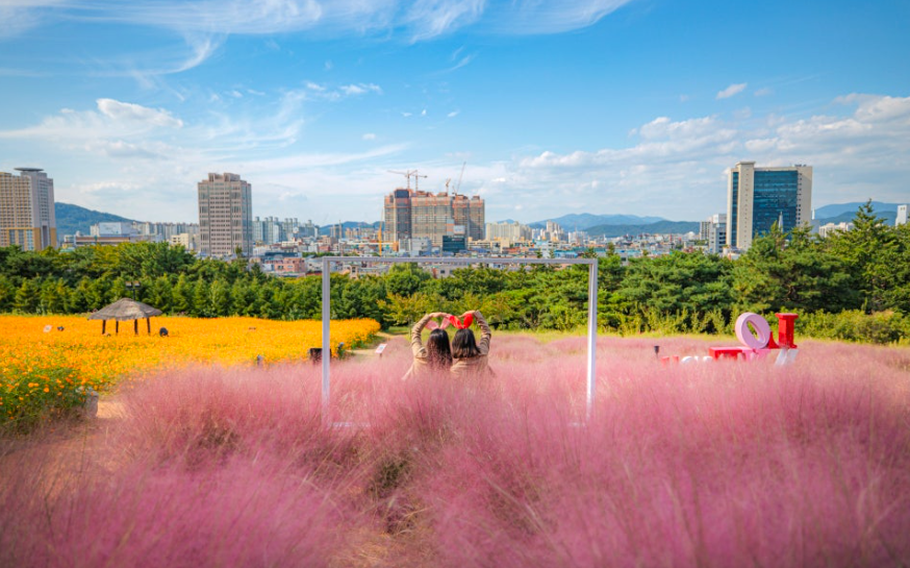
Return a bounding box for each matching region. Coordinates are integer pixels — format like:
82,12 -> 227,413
735,312 -> 772,349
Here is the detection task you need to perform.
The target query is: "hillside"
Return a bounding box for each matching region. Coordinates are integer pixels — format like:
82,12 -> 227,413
814,201 -> 901,219
528,213 -> 665,230
317,221 -> 380,236
816,210 -> 898,226
586,220 -> 700,238
55,203 -> 135,242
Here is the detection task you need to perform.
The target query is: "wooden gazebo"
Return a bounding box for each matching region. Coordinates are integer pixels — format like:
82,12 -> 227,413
89,298 -> 164,335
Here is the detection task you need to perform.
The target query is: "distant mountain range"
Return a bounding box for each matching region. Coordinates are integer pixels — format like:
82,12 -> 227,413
586,221 -> 701,238
317,221 -> 380,236
527,213 -> 665,230
817,210 -> 898,226
54,199 -> 906,246
55,202 -> 135,241
813,201 -> 903,226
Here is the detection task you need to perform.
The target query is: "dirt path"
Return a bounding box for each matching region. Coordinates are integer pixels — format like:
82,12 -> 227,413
349,331 -> 397,358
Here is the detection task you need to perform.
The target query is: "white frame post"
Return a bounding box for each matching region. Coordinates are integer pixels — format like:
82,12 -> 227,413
321,257 -> 331,419
586,260 -> 598,420
320,256 -> 599,423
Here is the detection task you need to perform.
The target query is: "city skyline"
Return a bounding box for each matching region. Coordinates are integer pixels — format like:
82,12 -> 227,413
1,0 -> 908,225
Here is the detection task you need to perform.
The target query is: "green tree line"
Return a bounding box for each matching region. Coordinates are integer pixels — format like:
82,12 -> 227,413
1,203 -> 908,342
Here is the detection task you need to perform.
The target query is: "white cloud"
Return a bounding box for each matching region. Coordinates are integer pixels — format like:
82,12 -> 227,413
96,99 -> 184,128
362,133 -> 377,140
6,0 -> 637,42
754,87 -> 774,97
491,93 -> 910,221
447,110 -> 460,118
437,53 -> 475,73
483,0 -> 637,35
1,0 -> 638,80
403,0 -> 485,41
0,1 -> 68,39
4,92 -> 908,225
716,83 -> 748,100
339,83 -> 382,96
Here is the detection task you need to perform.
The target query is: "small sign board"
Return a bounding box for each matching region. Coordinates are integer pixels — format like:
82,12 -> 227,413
375,343 -> 387,355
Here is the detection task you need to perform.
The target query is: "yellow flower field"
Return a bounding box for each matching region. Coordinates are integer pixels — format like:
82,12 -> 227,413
0,315 -> 380,427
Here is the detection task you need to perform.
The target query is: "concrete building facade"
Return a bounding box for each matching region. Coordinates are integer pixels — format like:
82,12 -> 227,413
383,188 -> 485,248
486,221 -> 532,243
700,213 -> 727,254
198,173 -> 253,258
0,167 -> 57,250
726,161 -> 812,250
897,205 -> 908,227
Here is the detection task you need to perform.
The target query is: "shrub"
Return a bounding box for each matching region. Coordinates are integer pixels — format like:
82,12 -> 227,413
0,362 -> 85,433
798,310 -> 909,344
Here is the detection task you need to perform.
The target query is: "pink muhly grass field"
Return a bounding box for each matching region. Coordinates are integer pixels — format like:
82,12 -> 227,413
1,334 -> 909,567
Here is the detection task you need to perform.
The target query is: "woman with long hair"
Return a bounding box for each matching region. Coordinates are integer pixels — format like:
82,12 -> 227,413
402,312 -> 453,380
450,310 -> 493,380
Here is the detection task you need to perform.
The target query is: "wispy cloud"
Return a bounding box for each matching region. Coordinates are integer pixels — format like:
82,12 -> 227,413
438,53 -> 476,74
0,0 -> 68,39
0,92 -> 408,221
717,83 -> 747,100
484,0 -> 638,35
2,0 -> 638,79
403,0 -> 485,41
479,93 -> 910,220
0,98 -> 184,140
4,0 -> 637,43
339,83 -> 382,96
96,99 -> 184,128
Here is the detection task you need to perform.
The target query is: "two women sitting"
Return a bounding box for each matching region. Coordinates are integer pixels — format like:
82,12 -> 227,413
403,310 -> 492,380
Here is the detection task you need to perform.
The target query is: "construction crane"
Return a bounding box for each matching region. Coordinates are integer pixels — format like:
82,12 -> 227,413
387,169 -> 428,191
456,161 -> 466,193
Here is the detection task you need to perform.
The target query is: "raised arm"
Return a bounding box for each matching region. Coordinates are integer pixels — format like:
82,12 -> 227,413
473,310 -> 491,355
410,313 -> 435,357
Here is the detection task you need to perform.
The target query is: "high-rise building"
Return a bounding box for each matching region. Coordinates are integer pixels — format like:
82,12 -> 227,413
486,221 -> 532,243
198,173 -> 252,258
700,213 -> 727,254
280,218 -> 300,240
383,188 -> 485,248
897,205 -> 908,227
0,167 -> 57,250
452,194 -> 485,242
726,161 -> 812,250
253,216 -> 282,245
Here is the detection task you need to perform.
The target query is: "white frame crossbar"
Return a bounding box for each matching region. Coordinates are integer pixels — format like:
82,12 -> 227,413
321,256 -> 598,420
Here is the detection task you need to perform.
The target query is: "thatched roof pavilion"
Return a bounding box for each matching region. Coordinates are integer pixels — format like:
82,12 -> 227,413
88,298 -> 164,335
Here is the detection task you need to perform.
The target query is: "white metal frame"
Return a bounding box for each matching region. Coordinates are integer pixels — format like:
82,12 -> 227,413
321,256 -> 598,420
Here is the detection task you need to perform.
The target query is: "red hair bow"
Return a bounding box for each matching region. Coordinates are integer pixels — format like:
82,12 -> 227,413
447,312 -> 474,329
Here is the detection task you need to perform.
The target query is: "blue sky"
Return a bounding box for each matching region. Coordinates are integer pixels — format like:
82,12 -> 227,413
1,0 -> 908,225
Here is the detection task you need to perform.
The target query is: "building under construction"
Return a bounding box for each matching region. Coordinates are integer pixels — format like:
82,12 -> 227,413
383,188 -> 485,249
